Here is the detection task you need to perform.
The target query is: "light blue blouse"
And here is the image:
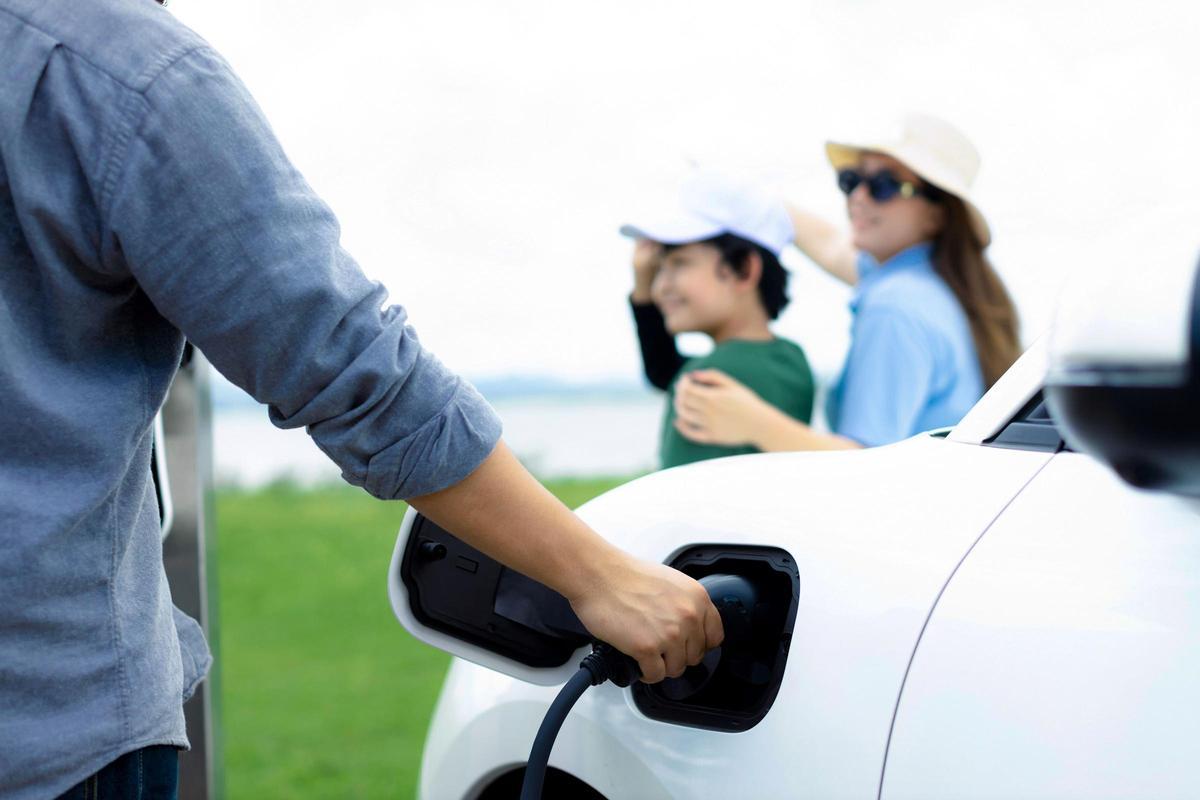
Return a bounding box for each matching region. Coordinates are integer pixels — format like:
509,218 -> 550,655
826,242 -> 984,446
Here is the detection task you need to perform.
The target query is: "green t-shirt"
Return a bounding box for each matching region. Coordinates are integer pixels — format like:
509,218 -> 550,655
660,337 -> 815,469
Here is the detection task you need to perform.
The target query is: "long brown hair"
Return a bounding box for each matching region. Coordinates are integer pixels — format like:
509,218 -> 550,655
930,196 -> 1021,388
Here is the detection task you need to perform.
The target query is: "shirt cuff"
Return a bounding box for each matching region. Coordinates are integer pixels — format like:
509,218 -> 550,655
362,379 -> 503,500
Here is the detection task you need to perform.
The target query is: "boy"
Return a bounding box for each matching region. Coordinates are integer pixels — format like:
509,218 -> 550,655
623,170 -> 815,469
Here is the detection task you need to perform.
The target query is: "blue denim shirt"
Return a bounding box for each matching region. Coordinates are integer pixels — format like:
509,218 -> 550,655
826,243 -> 984,446
0,1 -> 501,796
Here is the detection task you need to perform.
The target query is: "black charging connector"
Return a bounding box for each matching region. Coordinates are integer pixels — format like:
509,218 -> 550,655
584,642 -> 641,687
519,575 -> 759,800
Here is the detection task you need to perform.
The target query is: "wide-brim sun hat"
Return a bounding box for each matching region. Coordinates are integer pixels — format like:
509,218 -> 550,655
825,113 -> 991,247
619,167 -> 793,256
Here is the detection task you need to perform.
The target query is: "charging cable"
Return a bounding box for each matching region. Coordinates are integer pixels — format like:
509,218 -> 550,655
519,643 -> 639,800
518,575 -> 755,800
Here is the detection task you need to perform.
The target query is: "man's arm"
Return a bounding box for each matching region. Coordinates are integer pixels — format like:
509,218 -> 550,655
99,47 -> 721,679
102,47 -> 497,499
410,441 -> 723,682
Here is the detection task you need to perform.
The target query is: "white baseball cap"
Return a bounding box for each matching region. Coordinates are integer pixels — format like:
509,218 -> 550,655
619,168 -> 794,256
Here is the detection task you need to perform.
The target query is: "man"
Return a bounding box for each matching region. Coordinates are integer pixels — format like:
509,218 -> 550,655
0,0 -> 722,796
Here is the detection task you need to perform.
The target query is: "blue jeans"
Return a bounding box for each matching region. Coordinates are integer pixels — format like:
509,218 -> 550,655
56,746 -> 179,800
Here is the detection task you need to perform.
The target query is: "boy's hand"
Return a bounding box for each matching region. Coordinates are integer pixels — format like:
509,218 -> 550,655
568,551 -> 723,683
673,369 -> 775,447
631,239 -> 663,303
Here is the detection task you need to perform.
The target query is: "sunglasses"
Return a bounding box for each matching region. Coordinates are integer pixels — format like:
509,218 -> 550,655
837,168 -> 941,203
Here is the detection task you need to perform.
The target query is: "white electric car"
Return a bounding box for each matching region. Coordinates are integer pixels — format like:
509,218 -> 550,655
390,257 -> 1200,800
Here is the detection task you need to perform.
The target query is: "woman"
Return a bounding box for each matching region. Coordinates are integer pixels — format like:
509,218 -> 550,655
636,113 -> 1021,451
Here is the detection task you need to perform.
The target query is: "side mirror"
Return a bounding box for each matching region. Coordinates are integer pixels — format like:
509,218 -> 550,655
1045,254 -> 1200,495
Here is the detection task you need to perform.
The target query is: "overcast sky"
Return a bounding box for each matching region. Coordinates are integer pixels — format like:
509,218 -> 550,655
170,0 -> 1200,385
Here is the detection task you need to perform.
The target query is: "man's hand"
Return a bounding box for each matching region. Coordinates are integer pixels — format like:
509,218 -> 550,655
631,239 -> 664,303
408,441 -> 723,683
567,552 -> 723,683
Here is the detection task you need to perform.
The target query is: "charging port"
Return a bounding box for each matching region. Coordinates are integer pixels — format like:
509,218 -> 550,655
632,545 -> 800,732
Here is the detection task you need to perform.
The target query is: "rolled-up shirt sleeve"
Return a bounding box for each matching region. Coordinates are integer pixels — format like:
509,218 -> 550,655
100,46 -> 500,499
833,304 -> 935,448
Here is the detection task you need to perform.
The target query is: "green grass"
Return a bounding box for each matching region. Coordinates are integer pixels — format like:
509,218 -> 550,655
215,476 -> 630,799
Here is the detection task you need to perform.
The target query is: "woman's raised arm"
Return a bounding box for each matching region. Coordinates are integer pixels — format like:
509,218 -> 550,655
787,204 -> 859,285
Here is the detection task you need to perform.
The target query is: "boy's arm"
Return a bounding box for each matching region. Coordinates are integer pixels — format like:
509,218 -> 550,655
630,240 -> 685,390
630,300 -> 685,390
409,441 -> 724,683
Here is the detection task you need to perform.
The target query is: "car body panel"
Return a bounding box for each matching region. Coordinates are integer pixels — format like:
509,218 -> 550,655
414,435 -> 1054,799
420,661 -> 673,800
391,341 -> 1049,689
883,452 -> 1200,799
399,257 -> 1200,798
950,336 -> 1045,446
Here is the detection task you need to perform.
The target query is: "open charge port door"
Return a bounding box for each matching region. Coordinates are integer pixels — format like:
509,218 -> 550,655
398,513 -> 590,671
391,511 -> 800,726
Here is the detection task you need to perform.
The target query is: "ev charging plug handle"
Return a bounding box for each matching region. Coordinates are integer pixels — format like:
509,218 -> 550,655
518,574 -> 757,800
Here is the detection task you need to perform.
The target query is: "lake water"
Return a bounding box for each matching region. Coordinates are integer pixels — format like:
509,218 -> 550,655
213,394 -> 664,487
